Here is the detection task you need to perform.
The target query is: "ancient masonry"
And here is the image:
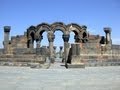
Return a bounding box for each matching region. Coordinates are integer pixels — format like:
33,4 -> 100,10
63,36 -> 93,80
0,22 -> 120,68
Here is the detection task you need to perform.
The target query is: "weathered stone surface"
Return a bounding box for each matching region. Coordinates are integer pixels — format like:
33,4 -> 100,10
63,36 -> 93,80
0,22 -> 120,68
67,63 -> 85,68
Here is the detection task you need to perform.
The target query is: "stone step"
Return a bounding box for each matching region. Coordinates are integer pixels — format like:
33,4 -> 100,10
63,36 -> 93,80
67,63 -> 85,68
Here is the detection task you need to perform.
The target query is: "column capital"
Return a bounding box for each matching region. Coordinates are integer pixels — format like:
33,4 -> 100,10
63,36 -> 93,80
35,35 -> 43,41
59,46 -> 63,50
74,35 -> 81,42
104,27 -> 111,34
4,26 -> 11,32
48,34 -> 55,42
62,34 -> 70,42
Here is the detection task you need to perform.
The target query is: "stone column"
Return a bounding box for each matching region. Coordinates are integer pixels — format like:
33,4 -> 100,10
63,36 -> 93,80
59,46 -> 63,58
74,35 -> 81,43
48,32 -> 55,63
29,39 -> 33,49
53,46 -> 57,58
36,35 -> 43,48
62,34 -> 70,68
104,27 -> 111,44
3,26 -> 11,54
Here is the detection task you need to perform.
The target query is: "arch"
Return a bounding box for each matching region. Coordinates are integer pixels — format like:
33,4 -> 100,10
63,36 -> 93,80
54,30 -> 64,48
67,23 -> 83,42
35,23 -> 51,49
27,31 -> 36,48
30,32 -> 35,40
28,25 -> 36,30
27,25 -> 36,40
51,22 -> 67,34
36,23 -> 51,36
81,25 -> 87,31
67,23 -> 82,35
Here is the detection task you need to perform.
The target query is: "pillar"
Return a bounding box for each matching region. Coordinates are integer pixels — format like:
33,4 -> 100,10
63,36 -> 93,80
29,39 -> 33,49
62,34 -> 70,68
48,32 -> 55,63
36,35 -> 43,48
53,46 -> 57,58
3,26 -> 11,53
74,35 -> 81,42
104,27 -> 111,44
59,46 -> 63,58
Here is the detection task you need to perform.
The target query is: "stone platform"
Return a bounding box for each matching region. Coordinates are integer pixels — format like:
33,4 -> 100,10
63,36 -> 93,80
67,63 -> 85,68
0,66 -> 120,90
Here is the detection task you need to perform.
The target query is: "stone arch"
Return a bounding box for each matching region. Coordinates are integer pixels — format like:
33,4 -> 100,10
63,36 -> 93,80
35,23 -> 51,48
51,22 -> 67,34
27,26 -> 36,40
67,23 -> 82,35
27,26 -> 36,48
67,23 -> 82,42
36,23 -> 51,36
50,22 -> 70,64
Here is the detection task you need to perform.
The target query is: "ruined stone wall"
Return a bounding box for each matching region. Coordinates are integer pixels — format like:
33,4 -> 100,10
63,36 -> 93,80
112,45 -> 120,61
67,36 -> 120,66
11,34 -> 27,49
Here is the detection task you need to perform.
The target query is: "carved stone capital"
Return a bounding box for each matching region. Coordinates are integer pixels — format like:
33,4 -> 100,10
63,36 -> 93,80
4,26 -> 11,32
62,34 -> 70,42
48,34 -> 55,42
36,35 -> 43,42
74,35 -> 81,42
59,46 -> 63,50
104,27 -> 111,34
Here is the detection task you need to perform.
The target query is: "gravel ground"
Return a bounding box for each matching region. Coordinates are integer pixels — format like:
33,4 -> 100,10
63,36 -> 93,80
0,66 -> 120,90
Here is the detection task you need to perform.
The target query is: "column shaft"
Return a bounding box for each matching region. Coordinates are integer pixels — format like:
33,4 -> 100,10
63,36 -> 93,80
48,32 -> 55,63
62,34 -> 70,68
29,40 -> 33,49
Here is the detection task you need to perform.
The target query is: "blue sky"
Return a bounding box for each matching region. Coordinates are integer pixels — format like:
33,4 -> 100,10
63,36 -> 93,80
0,0 -> 120,49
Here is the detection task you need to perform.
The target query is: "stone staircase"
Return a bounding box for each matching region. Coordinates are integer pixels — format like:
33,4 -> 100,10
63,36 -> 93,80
0,54 -> 45,66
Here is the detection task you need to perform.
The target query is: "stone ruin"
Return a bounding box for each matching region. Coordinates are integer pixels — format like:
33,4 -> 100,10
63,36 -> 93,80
0,22 -> 120,68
